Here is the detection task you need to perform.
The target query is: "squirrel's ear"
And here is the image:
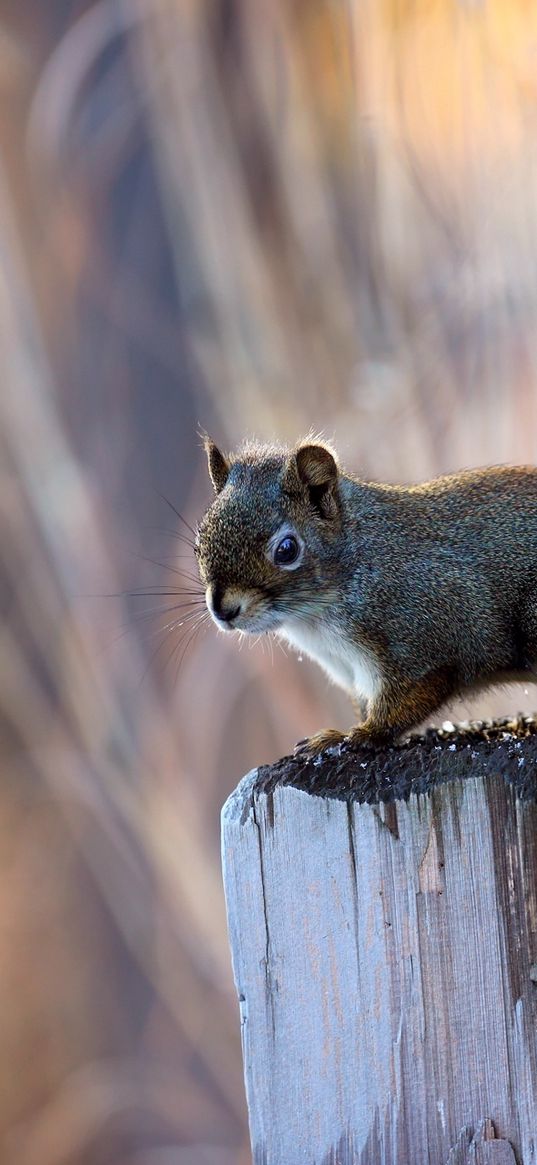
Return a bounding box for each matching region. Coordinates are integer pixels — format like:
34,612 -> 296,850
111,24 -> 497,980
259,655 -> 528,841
294,443 -> 340,520
204,438 -> 230,494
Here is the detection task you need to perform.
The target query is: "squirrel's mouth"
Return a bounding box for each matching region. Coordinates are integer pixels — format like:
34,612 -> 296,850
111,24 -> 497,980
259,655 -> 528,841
211,608 -> 282,635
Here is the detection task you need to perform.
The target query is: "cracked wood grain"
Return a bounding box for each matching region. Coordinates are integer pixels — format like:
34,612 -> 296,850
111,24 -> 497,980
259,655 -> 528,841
222,758 -> 537,1165
446,1120 -> 517,1164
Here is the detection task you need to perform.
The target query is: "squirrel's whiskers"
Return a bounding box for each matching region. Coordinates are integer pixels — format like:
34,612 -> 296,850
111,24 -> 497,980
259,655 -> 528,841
124,534 -> 209,680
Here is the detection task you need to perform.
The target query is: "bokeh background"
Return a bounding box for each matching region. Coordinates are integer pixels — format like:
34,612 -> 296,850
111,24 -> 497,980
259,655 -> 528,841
3,2 -> 537,1162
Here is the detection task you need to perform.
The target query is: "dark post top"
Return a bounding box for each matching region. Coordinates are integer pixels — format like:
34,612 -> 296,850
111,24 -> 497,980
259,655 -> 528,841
254,715 -> 537,806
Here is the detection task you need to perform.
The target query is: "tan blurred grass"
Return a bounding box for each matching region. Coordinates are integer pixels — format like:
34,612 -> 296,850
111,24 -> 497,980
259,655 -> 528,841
2,1 -> 537,1162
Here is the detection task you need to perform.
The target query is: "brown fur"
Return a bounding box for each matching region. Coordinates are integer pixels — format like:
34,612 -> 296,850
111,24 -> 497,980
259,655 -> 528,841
196,439 -> 537,755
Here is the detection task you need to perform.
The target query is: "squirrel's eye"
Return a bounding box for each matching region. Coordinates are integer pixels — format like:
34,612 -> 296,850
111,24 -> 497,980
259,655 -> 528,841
274,534 -> 300,567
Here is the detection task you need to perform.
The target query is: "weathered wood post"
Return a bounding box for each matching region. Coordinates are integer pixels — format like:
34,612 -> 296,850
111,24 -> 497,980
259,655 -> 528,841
222,720 -> 537,1164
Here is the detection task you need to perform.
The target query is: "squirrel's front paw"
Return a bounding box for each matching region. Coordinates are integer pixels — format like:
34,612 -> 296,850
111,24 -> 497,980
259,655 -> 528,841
295,728 -> 346,758
346,724 -> 393,750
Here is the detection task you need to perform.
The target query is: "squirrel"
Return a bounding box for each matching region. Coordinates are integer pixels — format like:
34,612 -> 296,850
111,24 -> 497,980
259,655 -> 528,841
195,436 -> 537,755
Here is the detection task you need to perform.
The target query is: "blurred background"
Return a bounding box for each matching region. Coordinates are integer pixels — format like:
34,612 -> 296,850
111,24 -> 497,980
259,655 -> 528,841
2,1 -> 537,1162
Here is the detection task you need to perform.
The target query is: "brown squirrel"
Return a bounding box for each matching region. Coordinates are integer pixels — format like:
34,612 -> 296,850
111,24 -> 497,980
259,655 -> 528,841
196,437 -> 537,755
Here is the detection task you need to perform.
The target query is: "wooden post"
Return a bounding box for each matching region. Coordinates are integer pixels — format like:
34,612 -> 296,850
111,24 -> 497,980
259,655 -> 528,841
221,723 -> 537,1164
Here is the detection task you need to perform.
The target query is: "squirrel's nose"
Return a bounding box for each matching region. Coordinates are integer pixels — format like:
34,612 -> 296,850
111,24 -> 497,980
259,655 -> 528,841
219,602 -> 241,624
208,584 -> 242,624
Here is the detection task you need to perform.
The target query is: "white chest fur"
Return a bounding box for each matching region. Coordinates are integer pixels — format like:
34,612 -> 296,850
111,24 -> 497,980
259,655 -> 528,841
278,617 -> 382,702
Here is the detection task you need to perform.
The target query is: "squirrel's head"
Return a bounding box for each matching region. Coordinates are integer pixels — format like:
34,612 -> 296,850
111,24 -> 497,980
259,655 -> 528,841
196,438 -> 343,634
